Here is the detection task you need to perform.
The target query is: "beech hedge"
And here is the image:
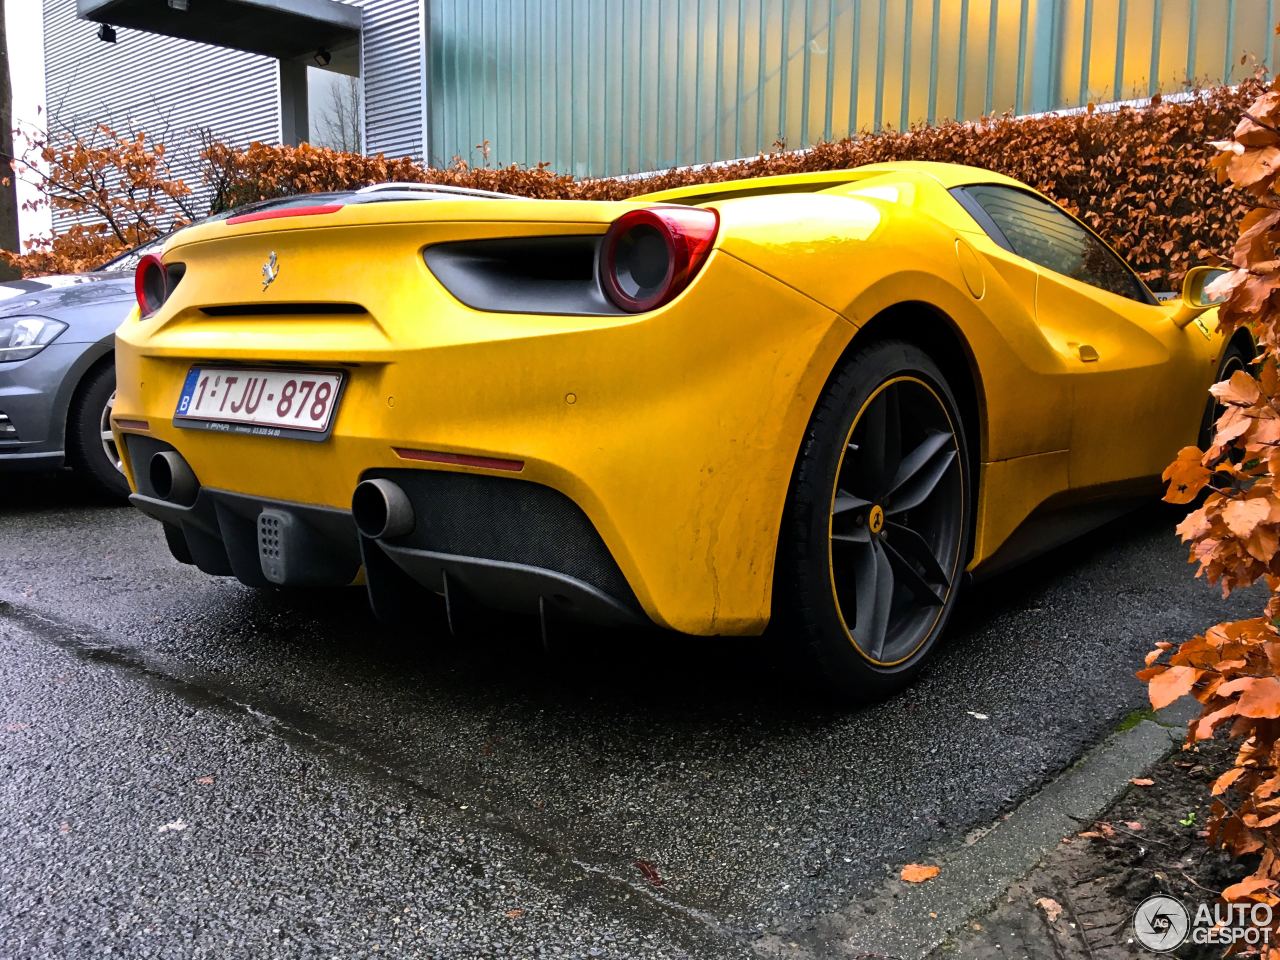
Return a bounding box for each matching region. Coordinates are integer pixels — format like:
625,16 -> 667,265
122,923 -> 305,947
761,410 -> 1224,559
9,80 -> 1262,288
208,82 -> 1267,292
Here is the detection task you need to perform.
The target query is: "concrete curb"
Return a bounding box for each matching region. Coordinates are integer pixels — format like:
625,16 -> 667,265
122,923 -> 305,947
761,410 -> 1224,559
758,699 -> 1199,959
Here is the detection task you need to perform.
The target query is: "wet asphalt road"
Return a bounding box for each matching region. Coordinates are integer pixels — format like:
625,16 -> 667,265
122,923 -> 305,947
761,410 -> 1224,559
0,471 -> 1258,958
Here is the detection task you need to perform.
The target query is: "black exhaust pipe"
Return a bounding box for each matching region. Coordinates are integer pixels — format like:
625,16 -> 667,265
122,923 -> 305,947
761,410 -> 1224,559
352,479 -> 415,539
149,451 -> 199,506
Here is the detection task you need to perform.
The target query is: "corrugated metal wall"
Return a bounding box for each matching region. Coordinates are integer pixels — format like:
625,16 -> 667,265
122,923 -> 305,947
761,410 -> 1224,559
427,0 -> 1280,177
43,0 -> 427,227
42,0 -> 1280,205
357,0 -> 427,160
41,0 -> 280,231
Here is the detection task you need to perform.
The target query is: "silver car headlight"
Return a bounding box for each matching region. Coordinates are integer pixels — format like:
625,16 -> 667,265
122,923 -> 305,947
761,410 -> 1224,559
0,316 -> 68,362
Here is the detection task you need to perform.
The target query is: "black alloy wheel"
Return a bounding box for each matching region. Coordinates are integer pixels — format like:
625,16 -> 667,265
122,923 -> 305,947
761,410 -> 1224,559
829,375 -> 965,665
778,340 -> 972,700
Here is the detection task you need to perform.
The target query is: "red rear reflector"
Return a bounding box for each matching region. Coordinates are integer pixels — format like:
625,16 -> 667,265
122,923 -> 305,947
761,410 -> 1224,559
226,204 -> 344,225
112,418 -> 150,432
393,447 -> 524,472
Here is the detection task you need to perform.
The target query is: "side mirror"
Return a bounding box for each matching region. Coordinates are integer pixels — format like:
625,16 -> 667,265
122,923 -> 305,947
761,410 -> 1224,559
1171,265 -> 1229,328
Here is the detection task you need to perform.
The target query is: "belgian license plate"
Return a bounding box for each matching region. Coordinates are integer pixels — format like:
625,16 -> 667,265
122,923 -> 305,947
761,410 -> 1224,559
174,366 -> 344,437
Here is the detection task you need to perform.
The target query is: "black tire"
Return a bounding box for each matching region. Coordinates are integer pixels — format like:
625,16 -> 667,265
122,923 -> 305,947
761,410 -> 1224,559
776,340 -> 973,701
1198,339 -> 1252,450
68,360 -> 130,500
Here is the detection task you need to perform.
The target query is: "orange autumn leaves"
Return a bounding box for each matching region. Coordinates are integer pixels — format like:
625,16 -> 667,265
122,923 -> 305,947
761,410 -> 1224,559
1140,619 -> 1280,923
1145,73 -> 1280,945
2,122 -> 201,276
1163,368 -> 1280,595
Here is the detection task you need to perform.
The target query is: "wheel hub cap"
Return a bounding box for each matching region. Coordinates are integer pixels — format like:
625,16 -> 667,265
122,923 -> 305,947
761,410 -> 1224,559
868,504 -> 885,535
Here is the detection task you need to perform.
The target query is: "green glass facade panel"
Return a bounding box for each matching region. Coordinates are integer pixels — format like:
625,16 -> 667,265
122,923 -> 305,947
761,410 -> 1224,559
426,0 -> 1280,175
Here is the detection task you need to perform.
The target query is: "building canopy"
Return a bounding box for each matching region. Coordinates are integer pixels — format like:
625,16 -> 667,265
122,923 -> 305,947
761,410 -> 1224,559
77,0 -> 361,63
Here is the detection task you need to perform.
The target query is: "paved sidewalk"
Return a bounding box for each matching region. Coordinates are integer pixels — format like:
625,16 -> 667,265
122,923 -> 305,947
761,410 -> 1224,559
760,701 -> 1216,959
928,717 -> 1238,960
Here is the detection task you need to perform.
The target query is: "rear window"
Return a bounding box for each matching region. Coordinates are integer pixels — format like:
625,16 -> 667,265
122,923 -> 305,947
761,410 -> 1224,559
952,184 -> 1154,304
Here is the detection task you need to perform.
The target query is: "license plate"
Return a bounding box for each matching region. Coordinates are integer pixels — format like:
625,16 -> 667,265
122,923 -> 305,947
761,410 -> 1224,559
174,366 -> 344,437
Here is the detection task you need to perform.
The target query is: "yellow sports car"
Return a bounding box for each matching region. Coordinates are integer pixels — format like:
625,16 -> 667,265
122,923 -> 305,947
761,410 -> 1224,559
112,164 -> 1239,698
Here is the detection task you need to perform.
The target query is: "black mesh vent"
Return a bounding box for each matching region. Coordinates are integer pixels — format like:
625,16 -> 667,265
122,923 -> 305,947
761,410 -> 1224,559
365,468 -> 638,607
258,513 -> 282,560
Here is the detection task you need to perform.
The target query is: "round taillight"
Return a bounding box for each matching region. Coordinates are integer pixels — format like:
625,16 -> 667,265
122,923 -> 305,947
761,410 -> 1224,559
599,206 -> 719,312
135,253 -> 168,317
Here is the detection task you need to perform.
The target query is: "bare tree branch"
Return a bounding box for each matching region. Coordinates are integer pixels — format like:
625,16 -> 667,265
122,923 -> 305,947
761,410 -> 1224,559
314,74 -> 362,153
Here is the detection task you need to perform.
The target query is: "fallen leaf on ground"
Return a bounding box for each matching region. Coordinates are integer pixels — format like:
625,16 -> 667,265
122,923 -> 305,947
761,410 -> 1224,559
1223,876 -> 1280,900
504,909 -> 524,919
1079,821 -> 1117,840
1037,897 -> 1064,922
1131,778 -> 1154,787
194,776 -> 214,786
928,911 -> 938,918
1125,821 -> 1144,831
901,864 -> 940,883
634,859 -> 664,887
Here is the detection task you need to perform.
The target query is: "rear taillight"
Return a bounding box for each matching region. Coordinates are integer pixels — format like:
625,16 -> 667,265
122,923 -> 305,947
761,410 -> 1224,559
135,254 -> 168,317
599,206 -> 719,312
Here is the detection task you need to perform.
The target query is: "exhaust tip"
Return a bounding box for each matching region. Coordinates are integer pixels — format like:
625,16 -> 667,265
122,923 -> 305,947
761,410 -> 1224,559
149,451 -> 199,506
352,478 -> 414,540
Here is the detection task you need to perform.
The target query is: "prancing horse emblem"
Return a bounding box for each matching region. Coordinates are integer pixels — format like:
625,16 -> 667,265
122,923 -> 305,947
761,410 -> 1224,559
261,251 -> 279,291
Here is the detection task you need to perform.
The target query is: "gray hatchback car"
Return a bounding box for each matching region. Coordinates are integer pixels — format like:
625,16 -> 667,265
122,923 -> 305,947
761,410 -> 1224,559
0,243 -> 150,497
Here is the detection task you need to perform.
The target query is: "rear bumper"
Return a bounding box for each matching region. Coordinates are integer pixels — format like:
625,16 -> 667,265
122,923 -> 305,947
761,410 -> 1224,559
112,251 -> 853,634
125,435 -> 646,626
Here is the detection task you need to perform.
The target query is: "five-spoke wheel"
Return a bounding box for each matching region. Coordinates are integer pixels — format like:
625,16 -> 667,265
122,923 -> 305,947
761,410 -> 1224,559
829,376 -> 965,665
777,340 -> 971,699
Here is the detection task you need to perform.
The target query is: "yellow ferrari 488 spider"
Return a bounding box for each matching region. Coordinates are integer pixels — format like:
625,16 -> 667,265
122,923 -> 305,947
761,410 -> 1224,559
112,163 -> 1240,698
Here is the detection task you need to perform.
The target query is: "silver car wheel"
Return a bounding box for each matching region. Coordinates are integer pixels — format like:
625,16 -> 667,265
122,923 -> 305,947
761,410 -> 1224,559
100,389 -> 123,474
